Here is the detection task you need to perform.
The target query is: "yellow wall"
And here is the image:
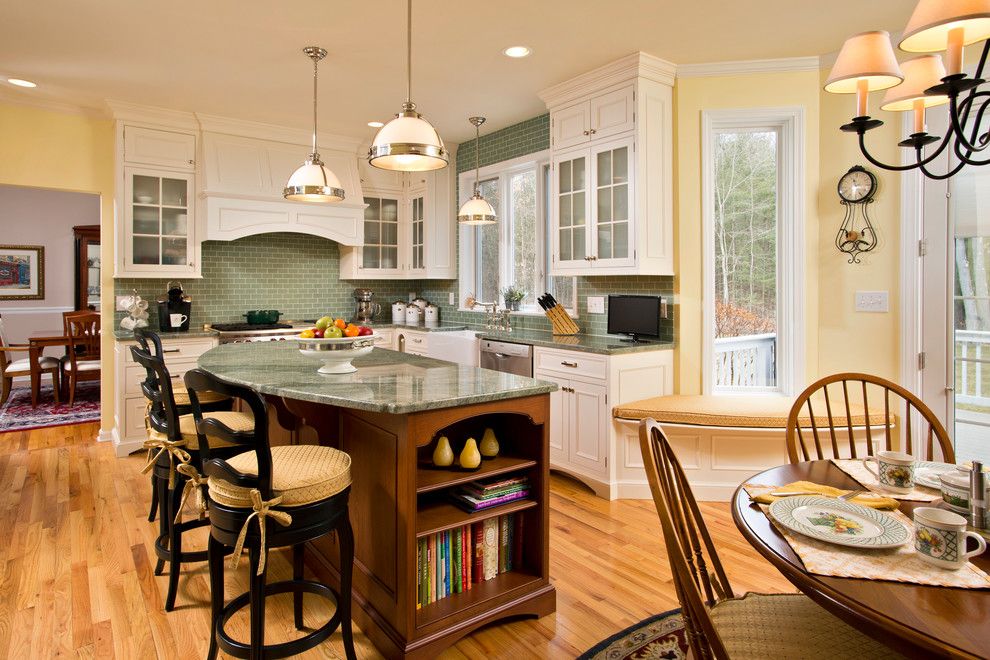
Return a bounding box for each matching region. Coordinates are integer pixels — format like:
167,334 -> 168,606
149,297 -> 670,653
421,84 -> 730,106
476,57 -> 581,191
0,102 -> 116,432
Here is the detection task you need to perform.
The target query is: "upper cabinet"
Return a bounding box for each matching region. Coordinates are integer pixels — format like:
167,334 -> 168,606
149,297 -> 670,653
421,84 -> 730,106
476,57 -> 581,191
540,52 -> 675,276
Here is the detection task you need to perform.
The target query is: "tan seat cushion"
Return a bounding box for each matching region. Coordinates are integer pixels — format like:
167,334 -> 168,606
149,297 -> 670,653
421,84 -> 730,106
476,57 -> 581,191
5,356 -> 59,374
147,411 -> 253,450
710,593 -> 905,659
613,394 -> 887,429
63,359 -> 101,372
209,445 -> 351,508
171,386 -> 231,407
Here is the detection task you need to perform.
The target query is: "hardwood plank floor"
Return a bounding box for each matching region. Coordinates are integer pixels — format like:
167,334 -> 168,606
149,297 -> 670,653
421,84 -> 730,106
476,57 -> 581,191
0,422 -> 795,658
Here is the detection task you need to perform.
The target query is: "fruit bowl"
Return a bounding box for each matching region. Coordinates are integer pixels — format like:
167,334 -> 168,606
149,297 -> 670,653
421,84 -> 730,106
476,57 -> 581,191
293,332 -> 377,374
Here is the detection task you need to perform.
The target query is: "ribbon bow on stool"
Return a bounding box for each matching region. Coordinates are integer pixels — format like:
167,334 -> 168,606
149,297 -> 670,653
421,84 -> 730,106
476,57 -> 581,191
174,463 -> 209,524
141,435 -> 192,489
231,489 -> 293,575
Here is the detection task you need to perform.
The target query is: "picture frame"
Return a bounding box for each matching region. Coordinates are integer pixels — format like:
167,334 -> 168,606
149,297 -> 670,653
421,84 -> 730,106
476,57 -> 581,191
0,245 -> 45,300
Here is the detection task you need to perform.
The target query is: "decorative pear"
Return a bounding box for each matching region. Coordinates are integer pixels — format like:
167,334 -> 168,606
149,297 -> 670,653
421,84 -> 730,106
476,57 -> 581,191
432,435 -> 454,467
459,437 -> 482,469
480,427 -> 499,459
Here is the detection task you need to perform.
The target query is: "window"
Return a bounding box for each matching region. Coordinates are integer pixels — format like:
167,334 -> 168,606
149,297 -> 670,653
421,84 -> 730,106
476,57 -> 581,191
459,151 -> 576,313
702,108 -> 804,395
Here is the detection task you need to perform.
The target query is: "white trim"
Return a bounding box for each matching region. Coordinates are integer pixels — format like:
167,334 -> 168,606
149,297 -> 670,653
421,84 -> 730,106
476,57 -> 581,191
701,107 -> 805,396
676,56 -> 821,79
539,52 -> 676,109
0,305 -> 74,314
0,88 -> 105,118
899,111 -> 924,399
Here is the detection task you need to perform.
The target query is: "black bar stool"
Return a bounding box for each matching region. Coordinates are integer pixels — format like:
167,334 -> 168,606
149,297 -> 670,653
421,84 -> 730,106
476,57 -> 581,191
184,368 -> 357,660
130,342 -> 250,611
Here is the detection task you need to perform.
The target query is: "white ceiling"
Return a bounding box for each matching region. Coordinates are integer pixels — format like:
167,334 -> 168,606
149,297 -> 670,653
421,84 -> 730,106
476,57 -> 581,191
0,0 -> 915,143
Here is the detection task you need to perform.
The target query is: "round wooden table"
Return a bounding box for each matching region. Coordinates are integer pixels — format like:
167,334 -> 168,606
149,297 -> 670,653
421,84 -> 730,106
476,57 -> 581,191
732,460 -> 990,659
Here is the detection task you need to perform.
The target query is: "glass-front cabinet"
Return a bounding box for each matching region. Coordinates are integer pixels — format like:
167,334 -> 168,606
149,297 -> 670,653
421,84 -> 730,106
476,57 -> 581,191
362,195 -> 401,272
592,137 -> 635,267
553,151 -> 589,271
409,185 -> 426,273
122,167 -> 197,276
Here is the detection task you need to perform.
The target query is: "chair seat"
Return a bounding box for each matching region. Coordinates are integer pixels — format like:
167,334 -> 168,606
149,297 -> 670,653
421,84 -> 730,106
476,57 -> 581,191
171,385 -> 231,407
710,593 -> 905,659
209,445 -> 352,508
63,359 -> 101,372
5,356 -> 59,374
147,411 -> 253,450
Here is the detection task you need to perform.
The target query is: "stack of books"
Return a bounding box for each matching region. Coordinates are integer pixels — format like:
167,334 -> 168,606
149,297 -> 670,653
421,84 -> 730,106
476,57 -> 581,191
450,476 -> 530,512
416,513 -> 523,609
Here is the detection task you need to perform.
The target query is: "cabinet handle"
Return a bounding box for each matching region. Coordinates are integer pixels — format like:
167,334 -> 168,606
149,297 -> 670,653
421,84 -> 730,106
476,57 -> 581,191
590,129 -> 597,135
162,348 -> 181,354
412,338 -> 423,343
170,374 -> 181,379
188,159 -> 195,165
583,130 -> 589,136
561,361 -> 578,368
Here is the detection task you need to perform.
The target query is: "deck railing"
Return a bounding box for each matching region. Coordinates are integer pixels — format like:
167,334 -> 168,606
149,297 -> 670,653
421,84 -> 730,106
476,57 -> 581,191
714,333 -> 776,388
956,329 -> 990,408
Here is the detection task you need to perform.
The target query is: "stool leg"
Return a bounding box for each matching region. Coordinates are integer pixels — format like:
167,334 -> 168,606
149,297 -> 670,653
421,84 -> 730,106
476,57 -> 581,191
147,473 -> 159,522
293,543 -> 305,630
248,545 -> 268,659
164,480 -> 184,611
153,473 -> 168,575
337,517 -> 357,660
207,534 -> 224,660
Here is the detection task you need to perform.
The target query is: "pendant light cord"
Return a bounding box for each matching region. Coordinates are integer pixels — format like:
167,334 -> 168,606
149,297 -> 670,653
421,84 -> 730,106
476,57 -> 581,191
406,0 -> 413,104
474,123 -> 481,195
311,54 -> 319,158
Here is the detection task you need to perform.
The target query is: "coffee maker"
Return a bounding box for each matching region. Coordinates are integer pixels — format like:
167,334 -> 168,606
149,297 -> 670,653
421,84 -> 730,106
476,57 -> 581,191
157,281 -> 192,332
352,288 -> 381,324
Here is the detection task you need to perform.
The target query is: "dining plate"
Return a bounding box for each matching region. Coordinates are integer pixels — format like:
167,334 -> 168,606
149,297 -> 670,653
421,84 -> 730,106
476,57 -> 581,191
769,495 -> 909,548
914,461 -> 957,489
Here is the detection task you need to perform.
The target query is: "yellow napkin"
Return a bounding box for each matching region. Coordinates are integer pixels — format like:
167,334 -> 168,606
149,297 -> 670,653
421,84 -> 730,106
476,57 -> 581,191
749,481 -> 899,511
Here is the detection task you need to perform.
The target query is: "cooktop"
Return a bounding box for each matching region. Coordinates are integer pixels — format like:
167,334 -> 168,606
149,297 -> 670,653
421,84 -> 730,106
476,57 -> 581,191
211,323 -> 292,332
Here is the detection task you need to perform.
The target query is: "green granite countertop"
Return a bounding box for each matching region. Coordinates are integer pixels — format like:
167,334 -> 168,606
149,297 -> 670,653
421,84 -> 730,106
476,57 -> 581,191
364,322 -> 468,332
475,328 -> 675,355
197,341 -> 555,414
115,329 -> 219,341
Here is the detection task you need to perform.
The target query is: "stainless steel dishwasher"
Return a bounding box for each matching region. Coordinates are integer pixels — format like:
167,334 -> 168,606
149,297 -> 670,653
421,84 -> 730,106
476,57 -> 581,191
479,339 -> 533,377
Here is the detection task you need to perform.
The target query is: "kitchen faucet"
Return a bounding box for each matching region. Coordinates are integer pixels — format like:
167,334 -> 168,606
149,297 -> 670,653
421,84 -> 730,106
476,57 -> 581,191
469,300 -> 512,333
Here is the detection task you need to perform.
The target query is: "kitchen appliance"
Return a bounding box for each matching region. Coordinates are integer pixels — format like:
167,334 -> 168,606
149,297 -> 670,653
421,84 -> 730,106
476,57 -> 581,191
480,339 -> 532,377
243,309 -> 282,324
212,322 -> 298,344
352,288 -> 381,324
405,304 -> 422,324
607,294 -> 665,343
157,281 -> 191,332
391,300 -> 406,324
424,303 -> 440,327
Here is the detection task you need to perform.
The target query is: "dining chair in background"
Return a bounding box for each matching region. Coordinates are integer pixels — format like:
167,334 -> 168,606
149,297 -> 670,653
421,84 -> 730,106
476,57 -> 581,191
786,373 -> 954,464
638,418 -> 905,659
61,311 -> 101,406
0,313 -> 61,407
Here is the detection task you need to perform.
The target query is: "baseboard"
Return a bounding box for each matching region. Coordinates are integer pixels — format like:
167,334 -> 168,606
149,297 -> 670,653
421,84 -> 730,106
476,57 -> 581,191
97,428 -> 113,443
112,426 -> 144,457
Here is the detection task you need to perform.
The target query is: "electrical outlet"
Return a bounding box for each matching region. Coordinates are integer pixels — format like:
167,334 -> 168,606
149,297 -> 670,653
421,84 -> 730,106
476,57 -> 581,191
587,296 -> 605,314
855,290 -> 889,313
448,292 -> 455,305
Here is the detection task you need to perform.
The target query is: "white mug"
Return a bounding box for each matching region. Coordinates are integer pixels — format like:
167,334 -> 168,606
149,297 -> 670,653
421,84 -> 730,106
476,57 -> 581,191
913,507 -> 987,570
169,313 -> 188,328
863,450 -> 915,494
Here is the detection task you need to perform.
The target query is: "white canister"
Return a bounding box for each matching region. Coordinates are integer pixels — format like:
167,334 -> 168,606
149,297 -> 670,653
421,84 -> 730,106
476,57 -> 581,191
405,304 -> 422,325
424,304 -> 440,327
411,297 -> 429,312
392,300 -> 407,324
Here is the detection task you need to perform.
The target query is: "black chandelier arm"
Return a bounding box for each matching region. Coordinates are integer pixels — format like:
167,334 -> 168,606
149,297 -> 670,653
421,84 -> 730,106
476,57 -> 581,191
856,131 -> 950,172
920,156 -> 968,180
948,92 -> 990,155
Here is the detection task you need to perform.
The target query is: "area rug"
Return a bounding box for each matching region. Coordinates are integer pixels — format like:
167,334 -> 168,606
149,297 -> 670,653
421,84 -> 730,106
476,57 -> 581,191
578,607 -> 689,660
0,382 -> 100,432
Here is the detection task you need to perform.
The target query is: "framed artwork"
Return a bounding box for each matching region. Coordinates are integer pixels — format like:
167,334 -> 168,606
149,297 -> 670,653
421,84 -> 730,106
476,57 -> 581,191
0,245 -> 45,300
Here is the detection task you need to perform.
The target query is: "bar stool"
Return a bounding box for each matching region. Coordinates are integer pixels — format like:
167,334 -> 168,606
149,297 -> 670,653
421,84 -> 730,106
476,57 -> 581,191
130,343 -> 250,611
133,328 -> 232,524
183,368 -> 357,660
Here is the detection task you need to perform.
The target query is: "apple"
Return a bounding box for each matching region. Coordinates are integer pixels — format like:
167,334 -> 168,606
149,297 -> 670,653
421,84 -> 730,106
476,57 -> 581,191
315,316 -> 333,331
358,326 -> 372,336
313,328 -> 325,338
325,325 -> 343,338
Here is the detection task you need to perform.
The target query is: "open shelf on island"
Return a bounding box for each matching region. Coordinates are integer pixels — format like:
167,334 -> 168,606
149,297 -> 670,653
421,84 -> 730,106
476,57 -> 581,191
416,570 -> 543,628
416,498 -> 538,538
416,455 -> 538,494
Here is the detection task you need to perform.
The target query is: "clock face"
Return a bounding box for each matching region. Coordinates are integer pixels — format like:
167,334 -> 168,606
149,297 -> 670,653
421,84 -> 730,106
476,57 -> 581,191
838,168 -> 875,202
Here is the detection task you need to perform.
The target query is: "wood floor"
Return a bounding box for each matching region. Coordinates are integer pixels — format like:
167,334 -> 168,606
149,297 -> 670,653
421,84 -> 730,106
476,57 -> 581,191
0,422 -> 794,659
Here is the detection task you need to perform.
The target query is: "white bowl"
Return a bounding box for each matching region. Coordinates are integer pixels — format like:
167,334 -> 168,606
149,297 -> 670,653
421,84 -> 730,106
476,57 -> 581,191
293,332 -> 376,374
136,195 -> 154,204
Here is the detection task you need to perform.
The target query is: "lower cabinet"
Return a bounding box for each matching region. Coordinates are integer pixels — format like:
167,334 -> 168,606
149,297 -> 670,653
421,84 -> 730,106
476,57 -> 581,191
394,329 -> 429,356
535,346 -> 673,499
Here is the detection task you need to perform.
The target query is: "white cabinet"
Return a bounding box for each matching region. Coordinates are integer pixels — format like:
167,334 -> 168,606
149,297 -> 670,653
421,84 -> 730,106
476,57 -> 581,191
540,52 -> 675,276
395,329 -> 429,356
539,371 -> 607,478
123,126 -> 196,170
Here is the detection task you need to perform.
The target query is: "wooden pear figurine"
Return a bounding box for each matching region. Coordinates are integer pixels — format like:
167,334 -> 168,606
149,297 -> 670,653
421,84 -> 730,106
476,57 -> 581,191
432,435 -> 454,467
459,437 -> 482,469
480,427 -> 499,459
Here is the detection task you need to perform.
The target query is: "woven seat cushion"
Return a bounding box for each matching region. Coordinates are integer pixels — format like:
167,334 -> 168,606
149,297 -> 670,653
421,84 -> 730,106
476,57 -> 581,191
63,359 -> 101,372
613,394 -> 887,429
171,386 -> 231,407
147,411 -> 253,450
209,445 -> 351,508
5,356 -> 59,374
710,593 -> 905,659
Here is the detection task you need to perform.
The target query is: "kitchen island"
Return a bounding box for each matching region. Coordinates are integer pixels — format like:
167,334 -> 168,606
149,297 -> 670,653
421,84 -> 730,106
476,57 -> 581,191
197,341 -> 557,659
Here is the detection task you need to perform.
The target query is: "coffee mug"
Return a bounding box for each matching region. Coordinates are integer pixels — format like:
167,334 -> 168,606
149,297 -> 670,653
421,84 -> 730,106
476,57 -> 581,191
863,450 -> 915,493
169,313 -> 188,328
913,507 -> 987,570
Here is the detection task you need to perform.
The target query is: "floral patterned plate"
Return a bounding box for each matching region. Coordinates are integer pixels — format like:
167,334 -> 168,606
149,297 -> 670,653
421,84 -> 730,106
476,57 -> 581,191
769,496 -> 909,549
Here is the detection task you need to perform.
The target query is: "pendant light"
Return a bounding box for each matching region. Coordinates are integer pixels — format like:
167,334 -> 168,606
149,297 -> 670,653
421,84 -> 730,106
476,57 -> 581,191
368,0 -> 448,171
284,46 -> 345,203
457,117 -> 496,225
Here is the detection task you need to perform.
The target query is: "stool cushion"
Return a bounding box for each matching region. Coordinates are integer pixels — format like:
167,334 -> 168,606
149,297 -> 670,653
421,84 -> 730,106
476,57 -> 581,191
209,445 -> 351,508
613,394 -> 887,429
147,411 -> 253,450
171,386 -> 231,408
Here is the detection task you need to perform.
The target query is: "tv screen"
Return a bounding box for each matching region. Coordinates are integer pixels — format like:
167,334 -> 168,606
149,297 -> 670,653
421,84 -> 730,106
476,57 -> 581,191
607,295 -> 662,340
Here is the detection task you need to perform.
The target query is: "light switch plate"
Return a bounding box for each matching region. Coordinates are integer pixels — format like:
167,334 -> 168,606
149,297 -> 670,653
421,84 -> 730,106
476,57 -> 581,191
587,296 -> 605,314
448,292 -> 455,305
855,290 -> 889,313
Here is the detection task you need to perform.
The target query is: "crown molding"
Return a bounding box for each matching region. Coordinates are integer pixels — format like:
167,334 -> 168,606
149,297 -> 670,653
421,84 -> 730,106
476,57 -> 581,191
539,51 -> 676,109
0,88 -> 105,118
196,113 -> 365,153
105,99 -> 200,129
676,56 -> 822,78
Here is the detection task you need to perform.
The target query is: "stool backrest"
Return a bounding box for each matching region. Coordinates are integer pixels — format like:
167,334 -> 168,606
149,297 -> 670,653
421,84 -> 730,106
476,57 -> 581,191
130,342 -> 182,441
183,368 -> 274,498
134,326 -> 164,359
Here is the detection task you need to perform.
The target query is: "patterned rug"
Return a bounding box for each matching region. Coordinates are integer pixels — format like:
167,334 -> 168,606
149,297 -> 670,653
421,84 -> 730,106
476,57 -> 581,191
578,608 -> 689,660
0,382 -> 100,432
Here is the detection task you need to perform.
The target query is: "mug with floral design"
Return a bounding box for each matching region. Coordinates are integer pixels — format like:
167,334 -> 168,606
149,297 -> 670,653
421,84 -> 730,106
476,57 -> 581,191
913,507 -> 987,570
863,450 -> 915,494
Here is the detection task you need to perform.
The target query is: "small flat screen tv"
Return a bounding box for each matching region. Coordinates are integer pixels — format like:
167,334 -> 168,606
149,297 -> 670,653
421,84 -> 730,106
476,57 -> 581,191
607,295 -> 663,342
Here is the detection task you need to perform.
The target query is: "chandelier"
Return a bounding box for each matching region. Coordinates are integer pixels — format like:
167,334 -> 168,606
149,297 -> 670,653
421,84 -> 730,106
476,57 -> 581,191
826,0 -> 990,180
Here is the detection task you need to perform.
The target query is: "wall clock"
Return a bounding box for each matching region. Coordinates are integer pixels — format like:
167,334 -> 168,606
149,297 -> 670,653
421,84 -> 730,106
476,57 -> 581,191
835,165 -> 878,263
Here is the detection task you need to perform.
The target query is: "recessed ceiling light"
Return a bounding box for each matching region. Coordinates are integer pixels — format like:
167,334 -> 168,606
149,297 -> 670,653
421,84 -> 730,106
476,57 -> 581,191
7,78 -> 37,88
503,46 -> 531,59
367,121 -> 385,128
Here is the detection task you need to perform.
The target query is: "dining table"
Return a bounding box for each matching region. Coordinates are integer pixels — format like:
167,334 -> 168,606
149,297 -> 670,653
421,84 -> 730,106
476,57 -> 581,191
733,460 -> 990,659
27,329 -> 70,406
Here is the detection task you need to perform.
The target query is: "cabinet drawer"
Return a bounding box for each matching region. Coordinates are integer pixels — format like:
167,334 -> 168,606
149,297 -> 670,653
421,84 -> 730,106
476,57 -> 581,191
123,126 -> 196,170
124,359 -> 197,396
534,348 -> 607,380
123,339 -> 215,363
123,397 -> 150,442
372,330 -> 394,348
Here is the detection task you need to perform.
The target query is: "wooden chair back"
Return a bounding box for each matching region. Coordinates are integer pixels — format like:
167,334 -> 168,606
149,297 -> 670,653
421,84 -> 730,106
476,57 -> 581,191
786,372 -> 954,464
62,310 -> 90,336
130,343 -> 183,442
0,314 -> 12,372
639,418 -> 733,660
65,312 -> 101,366
183,368 -> 273,498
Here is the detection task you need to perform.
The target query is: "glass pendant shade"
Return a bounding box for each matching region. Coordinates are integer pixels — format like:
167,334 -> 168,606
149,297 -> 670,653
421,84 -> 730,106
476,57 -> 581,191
899,0 -> 990,52
369,107 -> 448,171
825,30 -> 904,93
880,55 -> 951,111
458,193 -> 496,225
284,159 -> 345,202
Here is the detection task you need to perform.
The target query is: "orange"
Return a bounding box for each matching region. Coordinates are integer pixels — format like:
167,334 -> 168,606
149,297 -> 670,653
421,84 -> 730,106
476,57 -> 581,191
343,325 -> 360,337
334,318 -> 347,329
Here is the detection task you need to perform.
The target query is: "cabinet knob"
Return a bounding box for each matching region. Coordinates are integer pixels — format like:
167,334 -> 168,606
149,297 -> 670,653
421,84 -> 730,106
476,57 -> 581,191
188,159 -> 195,165
582,130 -> 589,136
590,129 -> 597,135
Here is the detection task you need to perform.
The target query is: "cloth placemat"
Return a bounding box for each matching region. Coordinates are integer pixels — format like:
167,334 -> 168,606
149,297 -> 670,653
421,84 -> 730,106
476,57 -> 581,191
831,458 -> 942,502
744,484 -> 990,589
